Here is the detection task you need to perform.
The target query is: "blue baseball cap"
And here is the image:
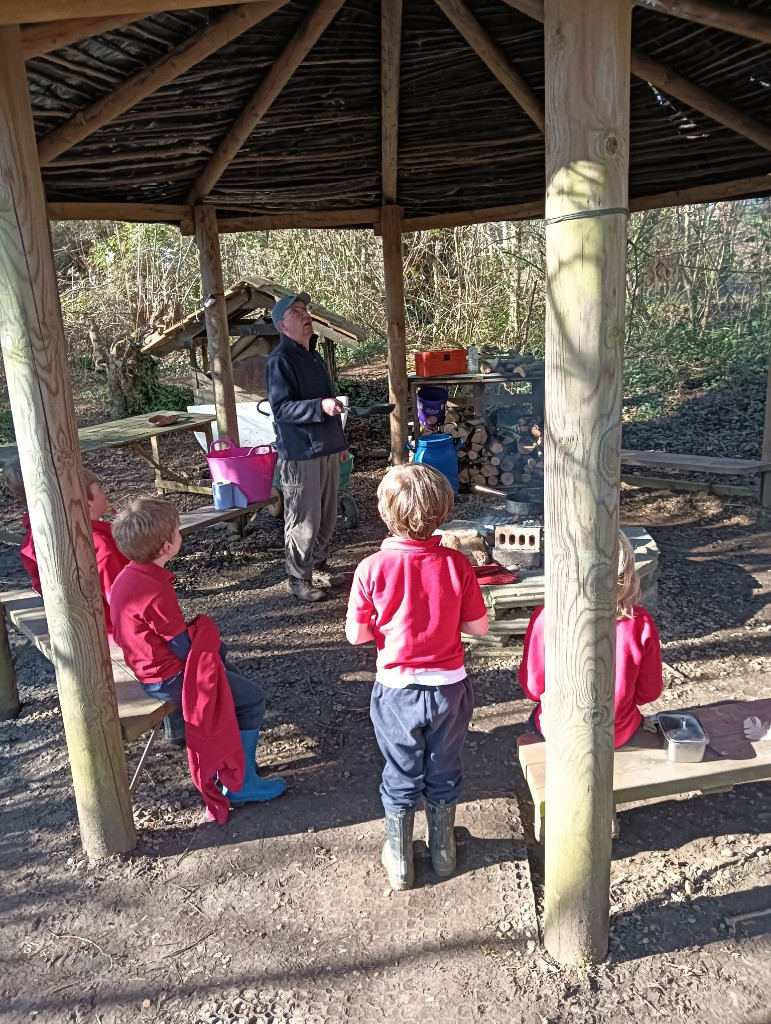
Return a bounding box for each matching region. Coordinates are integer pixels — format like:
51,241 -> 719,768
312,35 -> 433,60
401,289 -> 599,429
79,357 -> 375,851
271,291 -> 311,329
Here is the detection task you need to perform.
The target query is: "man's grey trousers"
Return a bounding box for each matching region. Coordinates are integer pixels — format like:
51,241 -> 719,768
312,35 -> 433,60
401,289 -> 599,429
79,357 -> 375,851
279,453 -> 340,580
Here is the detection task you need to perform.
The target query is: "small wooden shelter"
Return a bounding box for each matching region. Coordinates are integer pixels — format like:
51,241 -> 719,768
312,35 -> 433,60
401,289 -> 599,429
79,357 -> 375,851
142,276 -> 366,397
1,0 -> 770,966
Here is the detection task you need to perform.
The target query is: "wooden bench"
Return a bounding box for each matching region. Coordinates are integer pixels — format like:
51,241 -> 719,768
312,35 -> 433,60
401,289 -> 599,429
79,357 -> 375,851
517,699 -> 771,841
620,449 -> 771,502
1,589 -> 174,794
178,496 -> 277,537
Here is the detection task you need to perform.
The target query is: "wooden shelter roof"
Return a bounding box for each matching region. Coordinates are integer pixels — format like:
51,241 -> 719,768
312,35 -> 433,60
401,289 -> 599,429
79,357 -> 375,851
20,0 -> 771,232
142,276 -> 365,355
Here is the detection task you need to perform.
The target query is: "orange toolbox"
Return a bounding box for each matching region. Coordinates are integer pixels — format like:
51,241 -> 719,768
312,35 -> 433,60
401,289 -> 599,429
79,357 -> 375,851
414,349 -> 468,377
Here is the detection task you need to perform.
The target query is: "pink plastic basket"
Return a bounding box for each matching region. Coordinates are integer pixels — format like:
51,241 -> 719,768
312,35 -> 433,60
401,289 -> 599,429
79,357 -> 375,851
206,439 -> 277,503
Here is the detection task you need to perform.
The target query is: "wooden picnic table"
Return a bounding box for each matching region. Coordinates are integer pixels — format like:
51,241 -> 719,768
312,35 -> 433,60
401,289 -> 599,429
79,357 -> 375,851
0,411 -> 216,495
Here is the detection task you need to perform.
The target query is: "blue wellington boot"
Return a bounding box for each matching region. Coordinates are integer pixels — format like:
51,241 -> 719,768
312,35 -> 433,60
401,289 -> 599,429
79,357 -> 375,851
223,729 -> 288,804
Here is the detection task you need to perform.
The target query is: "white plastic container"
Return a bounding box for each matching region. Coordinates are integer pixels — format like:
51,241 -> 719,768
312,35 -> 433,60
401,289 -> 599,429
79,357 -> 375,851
188,397 -> 349,451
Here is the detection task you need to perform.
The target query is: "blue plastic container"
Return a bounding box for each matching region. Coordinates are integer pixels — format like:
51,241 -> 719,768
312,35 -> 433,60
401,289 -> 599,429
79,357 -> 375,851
410,433 -> 461,493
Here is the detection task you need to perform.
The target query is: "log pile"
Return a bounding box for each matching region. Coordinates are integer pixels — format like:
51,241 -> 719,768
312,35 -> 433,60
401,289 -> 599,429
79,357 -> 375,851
428,402 -> 544,489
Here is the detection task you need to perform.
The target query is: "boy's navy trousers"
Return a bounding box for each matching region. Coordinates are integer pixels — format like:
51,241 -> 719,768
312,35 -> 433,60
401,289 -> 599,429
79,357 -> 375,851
370,677 -> 473,813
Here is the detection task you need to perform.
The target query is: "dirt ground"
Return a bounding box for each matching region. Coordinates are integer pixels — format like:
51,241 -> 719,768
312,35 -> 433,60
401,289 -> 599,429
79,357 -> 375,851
2,405 -> 771,1023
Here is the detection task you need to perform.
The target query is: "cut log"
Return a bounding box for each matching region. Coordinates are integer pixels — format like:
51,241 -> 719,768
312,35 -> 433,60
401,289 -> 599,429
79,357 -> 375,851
500,456 -> 516,471
489,440 -> 504,454
499,472 -> 515,486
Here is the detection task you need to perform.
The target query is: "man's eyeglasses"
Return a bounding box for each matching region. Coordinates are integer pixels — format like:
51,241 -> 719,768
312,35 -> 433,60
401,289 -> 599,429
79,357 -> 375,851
285,304 -> 310,318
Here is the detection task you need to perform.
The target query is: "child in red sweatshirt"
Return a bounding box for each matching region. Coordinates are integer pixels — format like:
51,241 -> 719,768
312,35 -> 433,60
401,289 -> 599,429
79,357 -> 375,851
518,530 -> 663,747
4,461 -> 126,635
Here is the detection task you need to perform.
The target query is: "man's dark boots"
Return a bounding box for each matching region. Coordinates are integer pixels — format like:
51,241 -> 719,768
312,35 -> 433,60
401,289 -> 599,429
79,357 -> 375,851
426,799 -> 457,878
287,577 -> 327,602
382,809 -> 415,890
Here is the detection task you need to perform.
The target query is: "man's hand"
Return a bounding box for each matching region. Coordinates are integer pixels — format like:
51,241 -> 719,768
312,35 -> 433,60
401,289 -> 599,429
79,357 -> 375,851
339,449 -> 349,463
321,397 -> 344,416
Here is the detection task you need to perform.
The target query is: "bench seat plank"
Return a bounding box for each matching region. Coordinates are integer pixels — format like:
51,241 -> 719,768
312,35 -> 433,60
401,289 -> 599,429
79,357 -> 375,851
178,498 -> 273,537
620,451 -> 771,475
518,699 -> 771,814
2,589 -> 169,744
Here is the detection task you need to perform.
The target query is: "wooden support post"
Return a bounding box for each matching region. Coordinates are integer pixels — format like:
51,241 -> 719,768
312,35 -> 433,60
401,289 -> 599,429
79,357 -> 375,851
380,205 -> 408,465
760,345 -> 771,507
0,26 -> 135,857
542,0 -> 631,964
194,205 -> 240,446
0,611 -> 21,720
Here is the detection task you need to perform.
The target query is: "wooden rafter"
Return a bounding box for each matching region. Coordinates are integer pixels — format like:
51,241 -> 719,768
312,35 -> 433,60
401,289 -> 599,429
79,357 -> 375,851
22,13 -> 151,58
4,1 -> 257,23
381,0 -> 402,204
435,0 -> 544,133
45,170 -> 771,231
633,51 -> 771,155
186,0 -> 346,205
37,2 -> 287,167
502,0 -> 771,153
505,0 -> 771,45
181,206 -> 381,235
637,0 -> 771,46
47,201 -> 190,222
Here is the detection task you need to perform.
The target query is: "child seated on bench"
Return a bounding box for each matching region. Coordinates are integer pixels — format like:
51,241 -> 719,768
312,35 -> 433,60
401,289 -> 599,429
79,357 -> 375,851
4,460 -> 127,636
519,531 -> 663,747
3,457 -> 41,594
110,497 -> 287,813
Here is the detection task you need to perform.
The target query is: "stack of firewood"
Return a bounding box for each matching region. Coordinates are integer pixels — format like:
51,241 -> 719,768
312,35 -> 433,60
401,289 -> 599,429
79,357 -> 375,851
430,402 -> 544,489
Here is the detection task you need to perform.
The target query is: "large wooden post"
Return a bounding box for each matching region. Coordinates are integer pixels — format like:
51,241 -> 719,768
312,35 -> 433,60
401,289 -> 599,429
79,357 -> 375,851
760,345 -> 771,506
542,0 -> 631,963
381,205 -> 409,465
194,205 -> 240,446
0,26 -> 135,857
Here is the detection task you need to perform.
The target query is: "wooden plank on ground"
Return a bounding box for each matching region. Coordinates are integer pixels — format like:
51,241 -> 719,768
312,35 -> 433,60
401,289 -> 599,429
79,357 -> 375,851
620,450 -> 771,475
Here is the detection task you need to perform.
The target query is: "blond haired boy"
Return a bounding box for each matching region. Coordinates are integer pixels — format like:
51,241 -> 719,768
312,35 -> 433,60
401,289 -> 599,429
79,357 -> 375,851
110,497 -> 286,805
346,464 -> 488,890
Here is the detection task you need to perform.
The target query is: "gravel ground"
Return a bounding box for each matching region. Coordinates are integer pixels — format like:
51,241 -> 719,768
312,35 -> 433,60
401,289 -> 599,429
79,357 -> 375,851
1,383 -> 771,1023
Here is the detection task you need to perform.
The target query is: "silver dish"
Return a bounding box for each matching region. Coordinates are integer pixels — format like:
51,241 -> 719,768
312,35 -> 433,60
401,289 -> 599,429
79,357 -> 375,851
657,711 -> 709,763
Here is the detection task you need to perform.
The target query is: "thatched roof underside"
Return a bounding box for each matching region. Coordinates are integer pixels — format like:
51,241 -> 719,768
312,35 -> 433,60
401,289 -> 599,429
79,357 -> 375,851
26,0 -> 771,223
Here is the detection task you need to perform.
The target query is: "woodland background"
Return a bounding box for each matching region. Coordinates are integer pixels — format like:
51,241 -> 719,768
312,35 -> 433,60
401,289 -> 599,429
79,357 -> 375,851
0,198 -> 769,451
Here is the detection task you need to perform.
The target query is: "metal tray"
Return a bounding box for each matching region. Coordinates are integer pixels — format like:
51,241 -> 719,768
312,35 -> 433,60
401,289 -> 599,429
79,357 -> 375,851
657,711 -> 709,763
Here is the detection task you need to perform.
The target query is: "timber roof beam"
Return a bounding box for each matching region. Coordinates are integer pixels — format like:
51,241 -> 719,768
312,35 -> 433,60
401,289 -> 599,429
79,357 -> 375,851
380,0 -> 402,204
186,0 -> 347,205
21,13 -> 151,58
436,0 -> 544,134
7,1 -> 259,24
637,0 -> 771,45
501,0 -> 771,154
37,2 -> 287,167
504,0 -> 771,45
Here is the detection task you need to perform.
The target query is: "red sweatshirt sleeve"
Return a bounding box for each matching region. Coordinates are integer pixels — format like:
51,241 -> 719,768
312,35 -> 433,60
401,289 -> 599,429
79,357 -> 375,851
634,608 -> 663,706
518,605 -> 546,702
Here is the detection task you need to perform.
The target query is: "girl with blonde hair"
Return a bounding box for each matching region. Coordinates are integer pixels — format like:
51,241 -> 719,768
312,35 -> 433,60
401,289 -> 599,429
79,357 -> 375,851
518,530 -> 662,747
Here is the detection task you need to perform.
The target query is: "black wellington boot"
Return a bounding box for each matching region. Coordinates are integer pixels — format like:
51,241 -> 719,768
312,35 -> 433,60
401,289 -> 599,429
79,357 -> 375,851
381,809 -> 415,890
426,799 -> 457,878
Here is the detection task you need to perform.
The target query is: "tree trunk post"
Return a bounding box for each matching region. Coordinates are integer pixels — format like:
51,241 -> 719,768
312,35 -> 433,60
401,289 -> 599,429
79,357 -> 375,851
760,344 -> 771,506
0,610 -> 21,720
380,204 -> 408,465
542,0 -> 631,964
0,25 -> 136,857
194,205 -> 239,446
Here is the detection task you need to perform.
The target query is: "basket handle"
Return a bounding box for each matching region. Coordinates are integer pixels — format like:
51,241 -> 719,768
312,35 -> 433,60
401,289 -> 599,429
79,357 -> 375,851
256,399 -> 272,417
246,444 -> 276,456
208,438 -> 235,453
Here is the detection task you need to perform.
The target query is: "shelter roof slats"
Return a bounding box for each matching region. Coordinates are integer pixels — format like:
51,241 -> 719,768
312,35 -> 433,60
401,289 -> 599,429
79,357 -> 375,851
23,0 -> 771,217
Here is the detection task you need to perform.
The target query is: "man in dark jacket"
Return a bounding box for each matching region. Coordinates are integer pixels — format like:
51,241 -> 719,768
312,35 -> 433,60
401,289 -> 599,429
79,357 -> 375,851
266,292 -> 349,602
